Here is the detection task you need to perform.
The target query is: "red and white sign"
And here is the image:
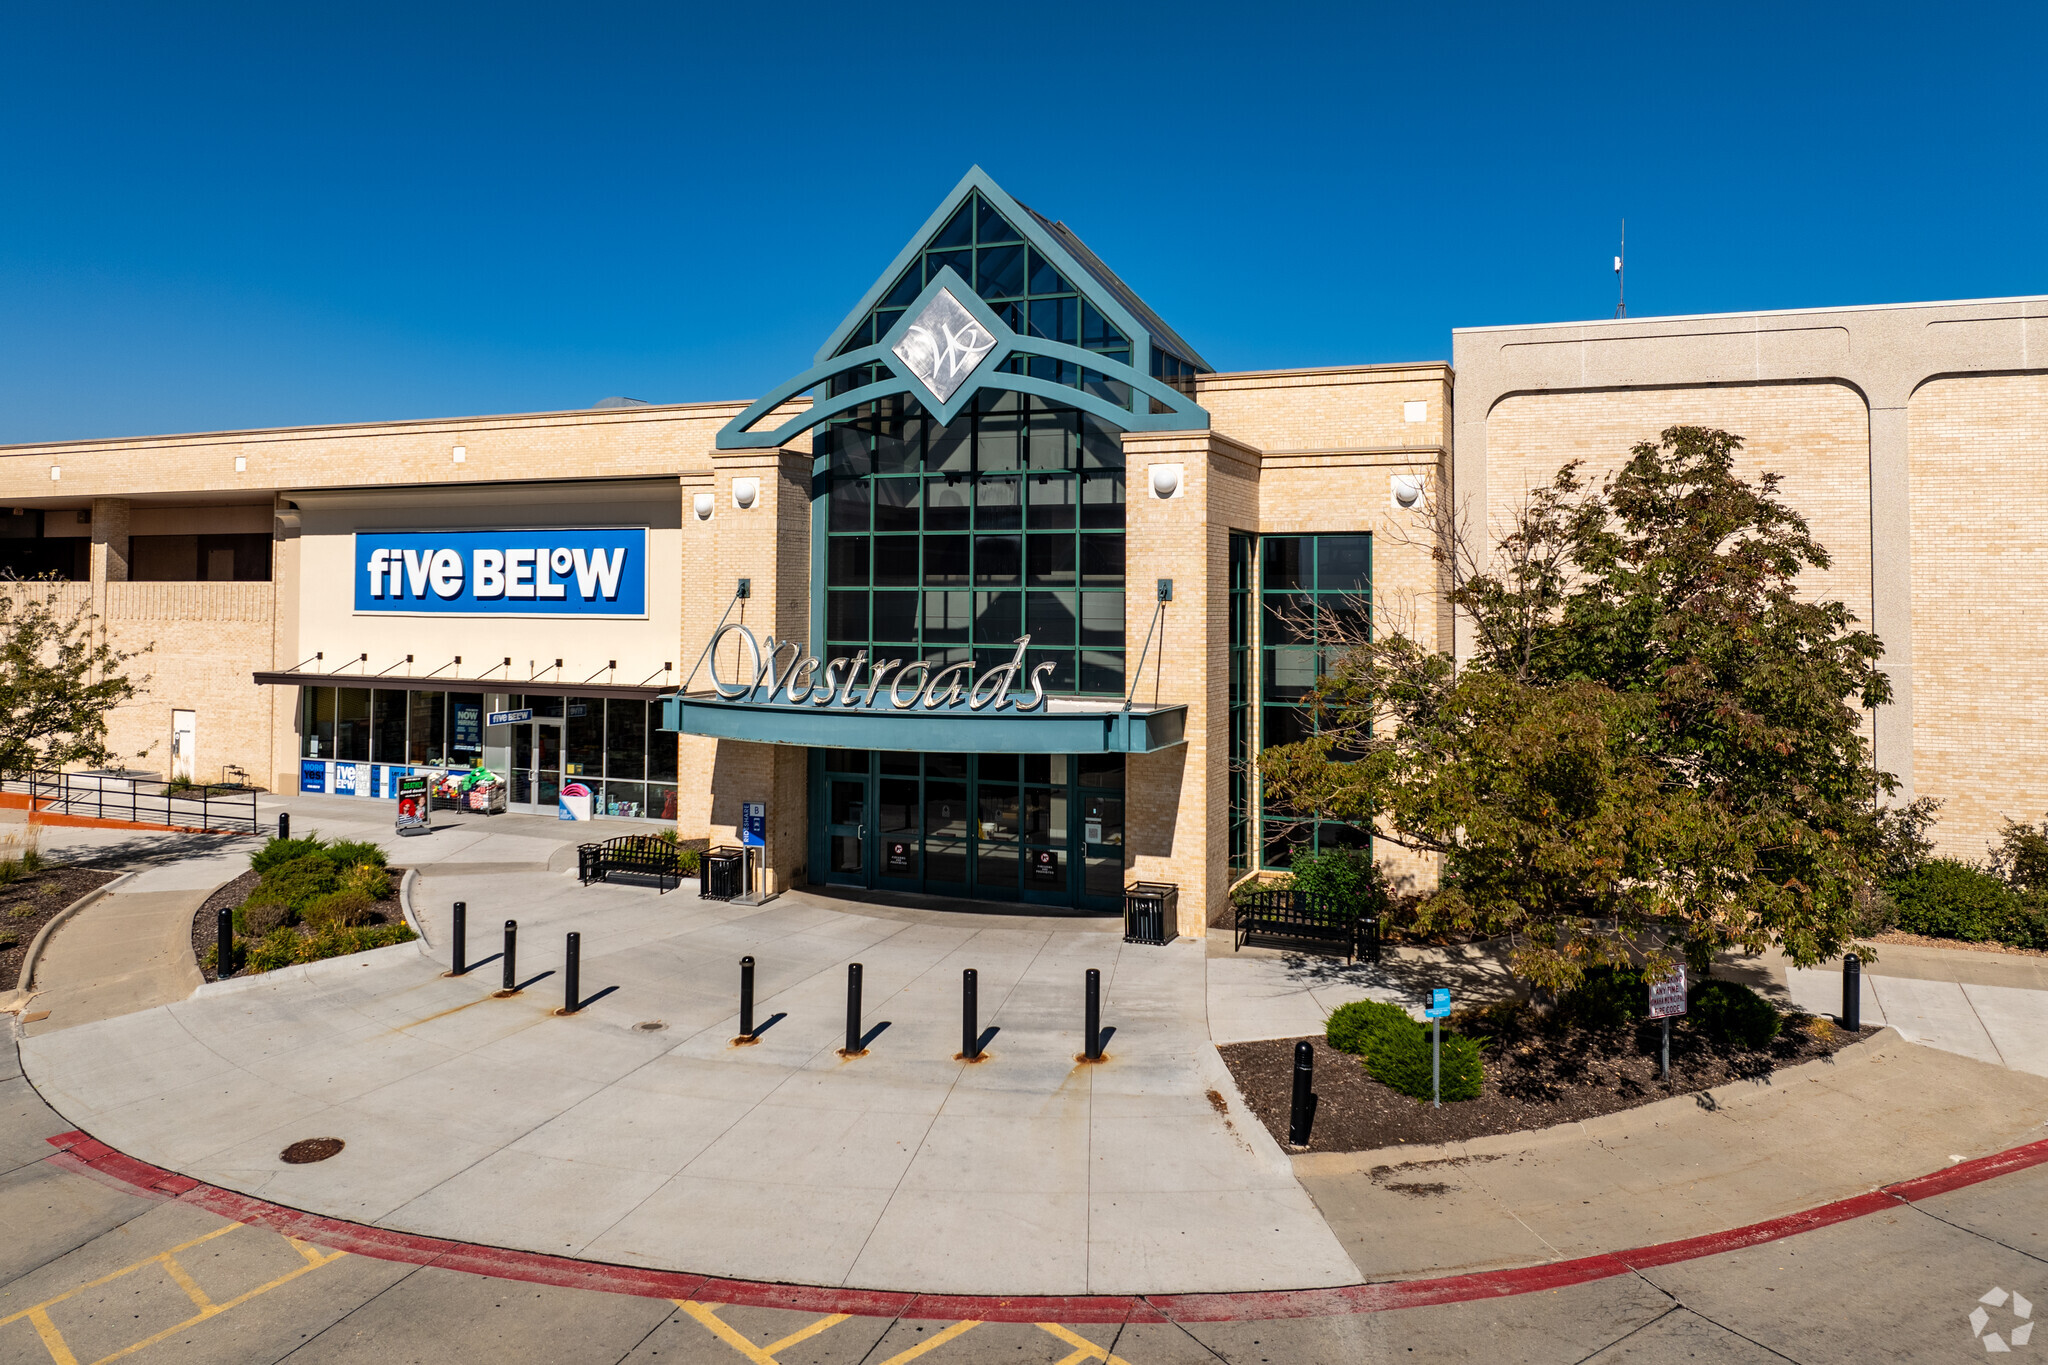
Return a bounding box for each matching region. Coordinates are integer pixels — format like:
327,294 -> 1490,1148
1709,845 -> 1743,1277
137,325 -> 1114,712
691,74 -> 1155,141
1648,965 -> 1688,1019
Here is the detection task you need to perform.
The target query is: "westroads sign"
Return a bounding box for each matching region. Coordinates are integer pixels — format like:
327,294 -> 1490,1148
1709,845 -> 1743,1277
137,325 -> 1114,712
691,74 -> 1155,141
891,288 -> 997,404
704,625 -> 1055,714
353,528 -> 647,618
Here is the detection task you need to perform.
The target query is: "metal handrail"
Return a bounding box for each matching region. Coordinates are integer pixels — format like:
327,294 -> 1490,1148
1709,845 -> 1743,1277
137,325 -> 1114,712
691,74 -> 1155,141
0,768 -> 259,834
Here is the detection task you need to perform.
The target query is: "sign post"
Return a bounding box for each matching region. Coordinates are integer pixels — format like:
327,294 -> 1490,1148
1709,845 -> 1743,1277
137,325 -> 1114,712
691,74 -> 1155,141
738,801 -> 767,905
1647,965 -> 1688,1081
1425,988 -> 1452,1108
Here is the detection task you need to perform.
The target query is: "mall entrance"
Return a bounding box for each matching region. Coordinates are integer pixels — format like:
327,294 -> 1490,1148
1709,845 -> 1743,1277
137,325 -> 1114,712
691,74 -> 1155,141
809,749 -> 1126,911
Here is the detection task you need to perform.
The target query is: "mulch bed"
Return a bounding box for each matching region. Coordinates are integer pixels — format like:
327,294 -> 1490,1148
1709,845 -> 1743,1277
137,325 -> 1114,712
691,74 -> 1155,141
1,864 -> 124,990
190,867 -> 409,982
1222,1011 -> 1878,1152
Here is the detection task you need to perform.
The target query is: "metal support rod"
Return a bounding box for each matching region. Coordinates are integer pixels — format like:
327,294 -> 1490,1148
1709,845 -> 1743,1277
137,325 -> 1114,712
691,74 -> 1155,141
1288,1039 -> 1315,1146
215,905 -> 233,977
739,956 -> 755,1038
844,962 -> 863,1054
1843,953 -> 1861,1032
1661,1017 -> 1671,1082
503,920 -> 518,992
451,902 -> 467,975
278,812 -> 290,841
962,968 -> 979,1060
1084,968 -> 1102,1061
563,932 -> 580,1013
1432,1018 -> 1441,1109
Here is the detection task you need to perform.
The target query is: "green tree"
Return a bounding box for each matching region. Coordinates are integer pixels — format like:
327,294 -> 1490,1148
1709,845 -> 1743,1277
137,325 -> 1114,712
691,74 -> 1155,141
0,583 -> 150,777
1261,426 -> 1926,990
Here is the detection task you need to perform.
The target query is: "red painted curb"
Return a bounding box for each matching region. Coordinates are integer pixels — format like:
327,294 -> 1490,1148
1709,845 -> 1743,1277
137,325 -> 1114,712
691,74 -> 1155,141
42,1129 -> 2048,1323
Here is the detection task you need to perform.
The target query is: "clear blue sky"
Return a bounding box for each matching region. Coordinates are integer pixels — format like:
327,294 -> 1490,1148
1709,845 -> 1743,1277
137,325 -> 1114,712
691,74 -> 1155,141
4,1 -> 2043,444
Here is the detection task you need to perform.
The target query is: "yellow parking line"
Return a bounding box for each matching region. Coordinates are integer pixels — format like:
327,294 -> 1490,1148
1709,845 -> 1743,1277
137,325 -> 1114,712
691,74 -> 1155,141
1036,1321 -> 1134,1365
0,1224 -> 242,1328
89,1247 -> 347,1365
874,1318 -> 981,1364
23,1307 -> 79,1365
677,1302 -> 853,1365
156,1255 -> 215,1313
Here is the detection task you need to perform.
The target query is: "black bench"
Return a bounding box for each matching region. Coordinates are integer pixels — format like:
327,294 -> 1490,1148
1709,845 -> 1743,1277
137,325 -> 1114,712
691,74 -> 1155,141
578,835 -> 684,893
1233,889 -> 1380,963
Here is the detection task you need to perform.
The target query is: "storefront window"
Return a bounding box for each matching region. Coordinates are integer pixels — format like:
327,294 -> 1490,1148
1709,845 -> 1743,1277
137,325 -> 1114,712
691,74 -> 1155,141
301,687 -> 336,759
335,688 -> 371,761
565,697 -> 603,780
1259,533 -> 1371,868
407,691 -> 446,764
371,690 -> 407,764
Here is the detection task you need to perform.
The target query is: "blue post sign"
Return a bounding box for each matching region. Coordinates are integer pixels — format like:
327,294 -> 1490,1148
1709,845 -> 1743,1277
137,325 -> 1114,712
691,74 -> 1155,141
1425,987 -> 1451,1109
1425,988 -> 1451,1019
741,802 -> 766,848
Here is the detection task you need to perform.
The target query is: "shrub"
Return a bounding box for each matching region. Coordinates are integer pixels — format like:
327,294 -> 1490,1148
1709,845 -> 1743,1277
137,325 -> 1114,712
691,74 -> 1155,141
246,854 -> 340,914
1687,979 -> 1782,1048
338,861 -> 391,901
1992,816 -> 2048,892
1290,848 -> 1390,917
303,922 -> 416,960
303,887 -> 379,929
251,834 -> 328,875
0,931 -> 18,952
1555,965 -> 1647,1031
321,839 -> 388,872
245,927 -> 303,973
1325,998 -> 1485,1101
240,901 -> 297,936
1888,859 -> 2019,941
678,848 -> 701,875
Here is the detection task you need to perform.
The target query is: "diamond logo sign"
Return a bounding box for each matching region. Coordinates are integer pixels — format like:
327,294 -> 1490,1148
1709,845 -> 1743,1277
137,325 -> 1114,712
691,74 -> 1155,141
891,288 -> 996,404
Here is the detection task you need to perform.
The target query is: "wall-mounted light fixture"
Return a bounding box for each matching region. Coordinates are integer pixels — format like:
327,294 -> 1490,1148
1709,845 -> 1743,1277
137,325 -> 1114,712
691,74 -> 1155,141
452,445 -> 468,464
693,492 -> 715,521
234,456 -> 247,473
1149,464 -> 1184,499
1391,474 -> 1425,510
733,477 -> 760,510
48,466 -> 59,482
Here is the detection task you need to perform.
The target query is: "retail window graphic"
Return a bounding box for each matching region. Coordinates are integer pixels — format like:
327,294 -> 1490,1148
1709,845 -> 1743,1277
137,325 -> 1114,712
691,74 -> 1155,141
353,528 -> 648,618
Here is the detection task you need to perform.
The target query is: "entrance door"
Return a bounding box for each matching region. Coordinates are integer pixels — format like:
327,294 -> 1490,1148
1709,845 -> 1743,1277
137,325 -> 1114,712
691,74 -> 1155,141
170,710 -> 196,783
509,721 -> 564,810
823,775 -> 869,884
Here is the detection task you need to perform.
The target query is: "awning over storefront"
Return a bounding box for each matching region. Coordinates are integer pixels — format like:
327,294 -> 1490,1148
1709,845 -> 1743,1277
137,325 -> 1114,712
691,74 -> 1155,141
660,691 -> 1187,754
252,671 -> 672,702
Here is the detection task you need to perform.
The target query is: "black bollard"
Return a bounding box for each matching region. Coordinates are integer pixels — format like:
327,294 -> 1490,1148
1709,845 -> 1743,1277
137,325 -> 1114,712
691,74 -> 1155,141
502,920 -> 518,992
278,812 -> 290,841
451,901 -> 467,975
844,962 -> 863,1055
1288,1039 -> 1315,1145
215,905 -> 234,977
962,968 -> 979,1060
739,956 -> 755,1039
1084,968 -> 1102,1061
563,932 -> 580,1013
1843,953 -> 1861,1031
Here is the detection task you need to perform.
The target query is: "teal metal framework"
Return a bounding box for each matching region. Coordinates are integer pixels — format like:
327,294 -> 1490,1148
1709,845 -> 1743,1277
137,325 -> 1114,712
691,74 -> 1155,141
661,691 -> 1186,755
716,167 -> 1210,451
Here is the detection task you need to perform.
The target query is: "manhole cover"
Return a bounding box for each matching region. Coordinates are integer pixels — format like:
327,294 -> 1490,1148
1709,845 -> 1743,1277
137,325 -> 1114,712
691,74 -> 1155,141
634,1020 -> 667,1032
280,1138 -> 345,1164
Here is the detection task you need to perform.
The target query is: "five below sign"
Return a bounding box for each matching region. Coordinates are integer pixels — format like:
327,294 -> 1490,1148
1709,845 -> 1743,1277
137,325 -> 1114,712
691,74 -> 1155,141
353,529 -> 647,618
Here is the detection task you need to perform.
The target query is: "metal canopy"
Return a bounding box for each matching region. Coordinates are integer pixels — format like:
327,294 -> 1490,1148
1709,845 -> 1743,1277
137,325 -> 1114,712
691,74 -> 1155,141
251,671 -> 672,702
660,691 -> 1186,754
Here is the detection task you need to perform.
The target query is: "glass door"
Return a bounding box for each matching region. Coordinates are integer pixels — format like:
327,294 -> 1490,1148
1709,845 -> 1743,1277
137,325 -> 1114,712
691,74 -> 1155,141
508,721 -> 564,811
876,758 -> 922,892
922,754 -> 971,894
824,775 -> 869,884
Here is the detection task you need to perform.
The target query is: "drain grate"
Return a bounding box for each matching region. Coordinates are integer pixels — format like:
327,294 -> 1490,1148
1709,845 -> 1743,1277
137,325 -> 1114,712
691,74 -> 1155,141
633,1020 -> 667,1032
280,1137 -> 345,1164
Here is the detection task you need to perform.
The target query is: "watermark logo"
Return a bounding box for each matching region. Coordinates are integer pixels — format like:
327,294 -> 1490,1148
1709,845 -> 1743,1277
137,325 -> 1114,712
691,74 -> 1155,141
1971,1287 -> 2033,1352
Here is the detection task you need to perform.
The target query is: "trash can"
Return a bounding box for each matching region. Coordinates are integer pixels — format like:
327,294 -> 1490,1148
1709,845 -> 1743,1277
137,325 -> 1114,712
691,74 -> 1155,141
1123,881 -> 1179,946
702,847 -> 746,902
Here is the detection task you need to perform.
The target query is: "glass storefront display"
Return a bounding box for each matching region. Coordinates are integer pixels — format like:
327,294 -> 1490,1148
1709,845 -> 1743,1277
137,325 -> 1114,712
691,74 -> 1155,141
297,686 -> 671,820
809,748 -> 1125,910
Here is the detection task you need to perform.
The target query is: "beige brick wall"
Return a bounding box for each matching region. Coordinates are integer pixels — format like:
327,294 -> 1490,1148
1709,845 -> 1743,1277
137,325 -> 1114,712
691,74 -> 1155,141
1200,364 -> 1451,456
1484,385 -> 1873,631
1907,373 -> 2048,858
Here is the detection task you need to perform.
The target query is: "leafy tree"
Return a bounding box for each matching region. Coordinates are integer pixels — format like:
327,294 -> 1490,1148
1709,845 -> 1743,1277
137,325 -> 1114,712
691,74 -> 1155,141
1261,426 -> 1925,990
1991,815 -> 2048,892
0,583 -> 150,777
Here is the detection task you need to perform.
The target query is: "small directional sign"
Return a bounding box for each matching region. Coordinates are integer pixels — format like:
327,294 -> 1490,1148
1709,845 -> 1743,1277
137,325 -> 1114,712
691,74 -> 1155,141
1425,987 -> 1451,1020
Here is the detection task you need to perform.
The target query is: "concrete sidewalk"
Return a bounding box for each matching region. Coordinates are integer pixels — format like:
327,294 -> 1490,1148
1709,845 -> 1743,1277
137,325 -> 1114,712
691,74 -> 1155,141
18,876 -> 1359,1297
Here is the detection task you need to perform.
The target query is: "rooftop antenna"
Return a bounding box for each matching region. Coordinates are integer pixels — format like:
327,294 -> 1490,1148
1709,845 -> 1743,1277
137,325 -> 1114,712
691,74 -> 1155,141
1614,220 -> 1626,318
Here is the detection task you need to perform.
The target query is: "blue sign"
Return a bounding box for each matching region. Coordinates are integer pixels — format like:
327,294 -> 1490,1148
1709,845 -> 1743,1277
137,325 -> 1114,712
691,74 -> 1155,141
1425,988 -> 1451,1020
300,760 -> 326,793
741,801 -> 766,848
353,528 -> 647,618
487,708 -> 533,726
